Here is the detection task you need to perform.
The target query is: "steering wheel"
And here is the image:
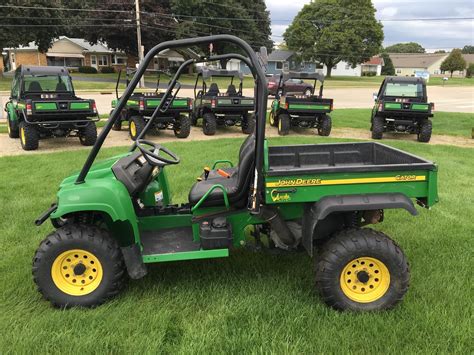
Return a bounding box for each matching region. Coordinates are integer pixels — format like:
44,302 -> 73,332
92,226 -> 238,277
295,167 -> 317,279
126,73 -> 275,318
136,139 -> 180,166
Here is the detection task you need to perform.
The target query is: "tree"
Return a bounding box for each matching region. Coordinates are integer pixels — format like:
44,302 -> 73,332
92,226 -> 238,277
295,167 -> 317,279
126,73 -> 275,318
440,49 -> 467,77
283,0 -> 383,77
380,53 -> 394,75
434,50 -> 446,53
170,0 -> 273,68
461,45 -> 474,54
0,0 -> 67,53
385,42 -> 425,53
466,63 -> 474,78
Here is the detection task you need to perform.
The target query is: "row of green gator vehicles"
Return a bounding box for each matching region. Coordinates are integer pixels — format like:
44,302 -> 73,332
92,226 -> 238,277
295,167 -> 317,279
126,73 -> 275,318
5,65 -> 434,150
29,35 -> 439,313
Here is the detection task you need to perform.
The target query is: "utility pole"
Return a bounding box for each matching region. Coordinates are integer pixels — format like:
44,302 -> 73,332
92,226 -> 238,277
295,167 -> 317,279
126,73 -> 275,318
135,0 -> 145,88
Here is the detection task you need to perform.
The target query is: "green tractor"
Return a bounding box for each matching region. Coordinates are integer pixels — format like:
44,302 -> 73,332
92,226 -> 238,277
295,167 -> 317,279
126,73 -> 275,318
371,76 -> 434,142
5,66 -> 98,150
192,68 -> 255,135
33,35 -> 438,312
111,68 -> 193,140
269,72 -> 333,136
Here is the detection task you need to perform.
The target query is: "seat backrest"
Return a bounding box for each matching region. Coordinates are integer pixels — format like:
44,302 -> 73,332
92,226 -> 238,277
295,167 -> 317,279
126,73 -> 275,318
28,81 -> 42,92
56,82 -> 67,92
235,133 -> 255,191
226,84 -> 237,96
206,83 -> 220,96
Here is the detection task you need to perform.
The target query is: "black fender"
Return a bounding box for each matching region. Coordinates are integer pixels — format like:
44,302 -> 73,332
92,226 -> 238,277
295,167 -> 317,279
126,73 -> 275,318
302,193 -> 417,256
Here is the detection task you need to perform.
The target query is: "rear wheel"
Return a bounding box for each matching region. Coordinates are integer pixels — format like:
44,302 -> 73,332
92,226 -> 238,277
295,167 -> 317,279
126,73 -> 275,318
269,110 -> 278,127
241,112 -> 255,134
129,115 -> 146,141
317,114 -> 332,136
417,119 -> 432,143
304,88 -> 312,96
79,122 -> 97,146
190,112 -> 198,126
32,224 -> 126,308
7,115 -> 20,138
19,121 -> 39,150
174,114 -> 191,138
315,228 -> 410,311
371,115 -> 385,140
277,113 -> 290,136
202,112 -> 217,136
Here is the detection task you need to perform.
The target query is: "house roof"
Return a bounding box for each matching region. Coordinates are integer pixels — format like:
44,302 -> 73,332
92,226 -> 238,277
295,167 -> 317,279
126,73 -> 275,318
268,50 -> 294,62
388,53 -> 447,69
363,56 -> 384,66
462,54 -> 474,65
63,37 -> 112,53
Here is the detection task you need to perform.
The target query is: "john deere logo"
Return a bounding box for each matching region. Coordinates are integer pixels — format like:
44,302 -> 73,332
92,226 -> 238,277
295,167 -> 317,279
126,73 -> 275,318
270,189 -> 291,202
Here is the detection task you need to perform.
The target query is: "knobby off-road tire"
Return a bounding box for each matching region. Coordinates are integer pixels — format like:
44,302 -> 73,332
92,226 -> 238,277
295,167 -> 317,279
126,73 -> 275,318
417,119 -> 432,143
32,224 -> 126,308
241,113 -> 256,134
202,112 -> 217,136
79,122 -> 98,146
190,113 -> 198,126
111,110 -> 125,131
317,114 -> 332,136
277,113 -> 290,136
19,121 -> 39,151
174,114 -> 191,138
315,228 -> 410,311
129,115 -> 146,141
7,114 -> 20,138
269,110 -> 278,127
371,115 -> 385,140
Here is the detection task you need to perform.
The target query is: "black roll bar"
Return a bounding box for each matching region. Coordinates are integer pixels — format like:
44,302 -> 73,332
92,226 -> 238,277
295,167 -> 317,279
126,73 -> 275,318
75,35 -> 267,212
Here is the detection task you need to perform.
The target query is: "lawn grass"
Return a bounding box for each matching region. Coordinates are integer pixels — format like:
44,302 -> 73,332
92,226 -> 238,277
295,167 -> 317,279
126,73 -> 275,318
0,136 -> 472,353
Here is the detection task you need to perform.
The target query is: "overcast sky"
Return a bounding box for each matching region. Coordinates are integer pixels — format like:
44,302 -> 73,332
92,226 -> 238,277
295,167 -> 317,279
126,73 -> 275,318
266,0 -> 474,51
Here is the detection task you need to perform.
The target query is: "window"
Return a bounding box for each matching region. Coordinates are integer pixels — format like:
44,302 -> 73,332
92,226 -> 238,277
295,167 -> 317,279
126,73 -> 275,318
11,53 -> 15,63
396,69 -> 401,74
23,74 -> 74,93
112,55 -> 127,65
91,55 -> 97,65
98,55 -> 108,66
275,61 -> 283,70
384,82 -> 423,98
345,64 -> 351,70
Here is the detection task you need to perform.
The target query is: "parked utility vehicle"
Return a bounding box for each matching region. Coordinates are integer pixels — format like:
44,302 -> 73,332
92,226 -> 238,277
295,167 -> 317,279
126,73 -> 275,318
371,76 -> 434,142
5,66 -> 98,150
33,36 -> 438,312
111,68 -> 193,140
192,68 -> 255,135
269,72 -> 333,136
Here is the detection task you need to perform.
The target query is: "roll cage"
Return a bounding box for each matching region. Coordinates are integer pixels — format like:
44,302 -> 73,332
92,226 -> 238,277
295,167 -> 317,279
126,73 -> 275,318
76,35 -> 268,213
193,68 -> 245,99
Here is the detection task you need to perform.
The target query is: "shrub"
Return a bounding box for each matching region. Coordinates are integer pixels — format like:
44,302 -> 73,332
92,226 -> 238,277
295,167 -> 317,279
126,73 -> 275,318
362,72 -> 377,77
78,66 -> 98,74
466,63 -> 474,78
100,66 -> 115,73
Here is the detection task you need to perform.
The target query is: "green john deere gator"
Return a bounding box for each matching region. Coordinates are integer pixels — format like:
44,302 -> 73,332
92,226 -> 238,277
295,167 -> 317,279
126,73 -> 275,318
111,68 -> 193,140
33,35 -> 438,312
5,66 -> 98,150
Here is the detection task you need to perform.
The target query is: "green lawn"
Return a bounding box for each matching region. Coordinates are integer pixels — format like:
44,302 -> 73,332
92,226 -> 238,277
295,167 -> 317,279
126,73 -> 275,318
0,136 -> 472,353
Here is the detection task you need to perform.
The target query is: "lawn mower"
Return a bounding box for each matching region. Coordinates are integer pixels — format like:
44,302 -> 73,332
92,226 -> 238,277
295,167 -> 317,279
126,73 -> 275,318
111,68 -> 193,140
33,35 -> 438,312
269,72 -> 333,136
371,76 -> 434,142
192,68 -> 255,135
5,66 -> 99,150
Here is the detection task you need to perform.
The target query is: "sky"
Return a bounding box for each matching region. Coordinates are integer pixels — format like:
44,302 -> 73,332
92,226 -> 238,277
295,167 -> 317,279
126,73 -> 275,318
266,0 -> 474,51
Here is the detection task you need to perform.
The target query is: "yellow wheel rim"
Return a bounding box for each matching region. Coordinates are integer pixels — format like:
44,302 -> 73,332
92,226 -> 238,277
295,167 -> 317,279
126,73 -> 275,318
7,121 -> 11,135
51,249 -> 103,296
340,257 -> 390,303
278,118 -> 282,130
130,121 -> 137,138
20,127 -> 26,144
269,112 -> 275,125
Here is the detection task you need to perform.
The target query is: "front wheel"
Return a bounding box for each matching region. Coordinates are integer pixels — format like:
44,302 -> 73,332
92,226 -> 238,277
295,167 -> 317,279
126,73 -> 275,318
32,225 -> 126,308
317,114 -> 332,136
315,228 -> 410,311
269,110 -> 278,127
174,114 -> 191,138
129,115 -> 146,141
371,115 -> 385,140
79,122 -> 97,146
277,113 -> 290,136
7,114 -> 20,138
19,121 -> 39,150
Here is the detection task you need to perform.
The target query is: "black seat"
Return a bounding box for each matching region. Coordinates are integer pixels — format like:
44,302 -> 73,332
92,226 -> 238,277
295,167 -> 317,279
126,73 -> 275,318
56,82 -> 67,92
226,84 -> 237,96
28,81 -> 42,92
205,83 -> 220,96
189,134 -> 255,208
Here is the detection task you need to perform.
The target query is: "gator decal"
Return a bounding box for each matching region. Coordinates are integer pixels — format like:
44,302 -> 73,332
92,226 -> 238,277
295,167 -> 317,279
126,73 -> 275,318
411,104 -> 430,111
70,102 -> 90,110
270,189 -> 291,202
266,175 -> 426,188
34,102 -> 57,110
384,103 -> 402,110
289,104 -> 330,110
